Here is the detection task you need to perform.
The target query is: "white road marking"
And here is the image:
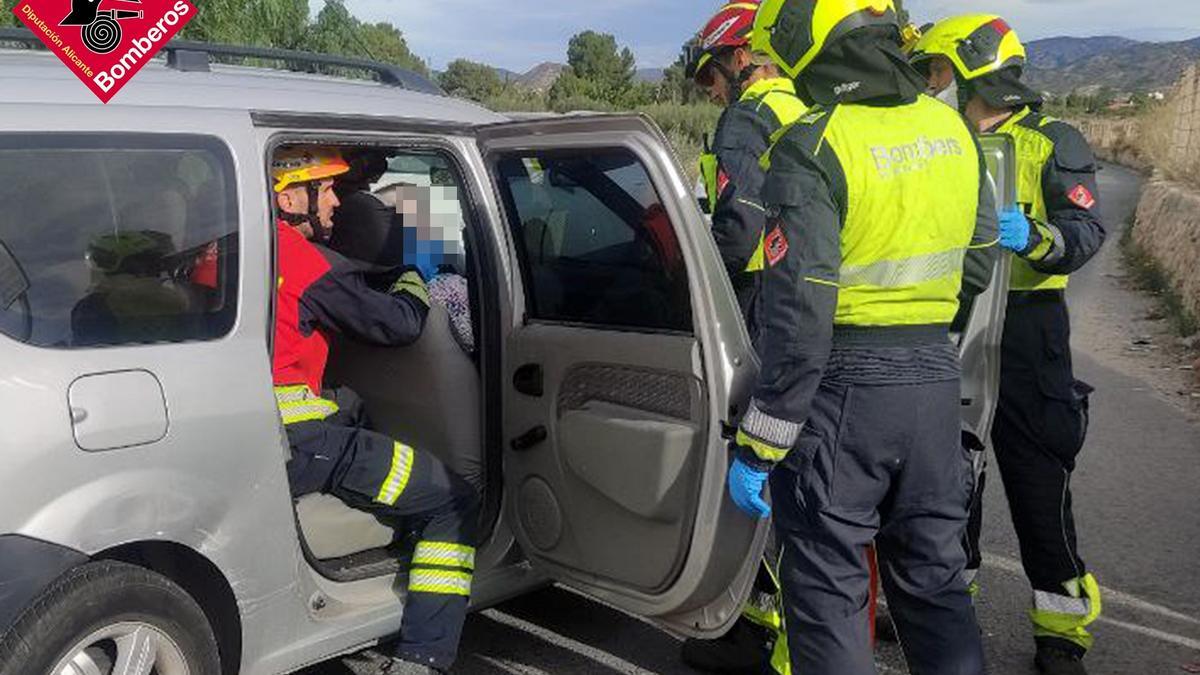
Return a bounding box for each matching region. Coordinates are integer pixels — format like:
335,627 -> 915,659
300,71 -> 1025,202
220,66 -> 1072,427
982,553 -> 1200,627
480,608 -> 659,674
474,654 -> 555,675
1096,617 -> 1200,652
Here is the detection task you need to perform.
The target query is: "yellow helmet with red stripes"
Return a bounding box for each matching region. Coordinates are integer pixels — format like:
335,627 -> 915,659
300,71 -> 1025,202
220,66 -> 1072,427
909,14 -> 1027,81
271,147 -> 350,193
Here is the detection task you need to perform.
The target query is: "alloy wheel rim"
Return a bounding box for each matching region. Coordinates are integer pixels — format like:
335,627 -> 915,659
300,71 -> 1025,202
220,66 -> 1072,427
51,621 -> 190,675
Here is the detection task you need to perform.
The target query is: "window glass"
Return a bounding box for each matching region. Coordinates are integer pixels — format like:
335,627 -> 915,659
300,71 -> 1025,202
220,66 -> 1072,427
495,149 -> 691,332
0,135 -> 238,348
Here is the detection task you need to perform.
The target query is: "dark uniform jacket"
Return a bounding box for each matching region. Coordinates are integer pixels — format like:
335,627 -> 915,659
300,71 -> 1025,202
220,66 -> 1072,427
992,107 -> 1106,288
273,220 -> 427,393
707,77 -> 806,321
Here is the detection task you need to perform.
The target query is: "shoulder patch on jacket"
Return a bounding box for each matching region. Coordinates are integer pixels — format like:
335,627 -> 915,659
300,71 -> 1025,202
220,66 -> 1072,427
1067,183 -> 1096,210
764,223 -> 789,267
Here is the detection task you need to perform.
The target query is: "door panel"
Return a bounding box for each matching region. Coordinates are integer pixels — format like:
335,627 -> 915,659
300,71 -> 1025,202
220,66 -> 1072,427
480,115 -> 764,634
508,325 -> 706,592
559,401 -> 696,521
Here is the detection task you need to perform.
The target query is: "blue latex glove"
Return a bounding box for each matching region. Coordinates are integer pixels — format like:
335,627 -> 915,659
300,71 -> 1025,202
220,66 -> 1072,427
998,205 -> 1031,253
728,457 -> 771,519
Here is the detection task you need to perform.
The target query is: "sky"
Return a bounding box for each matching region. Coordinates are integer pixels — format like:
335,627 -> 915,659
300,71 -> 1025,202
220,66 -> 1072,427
327,0 -> 1200,73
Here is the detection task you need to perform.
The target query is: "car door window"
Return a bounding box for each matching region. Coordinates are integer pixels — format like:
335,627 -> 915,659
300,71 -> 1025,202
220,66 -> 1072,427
0,134 -> 238,348
494,149 -> 691,333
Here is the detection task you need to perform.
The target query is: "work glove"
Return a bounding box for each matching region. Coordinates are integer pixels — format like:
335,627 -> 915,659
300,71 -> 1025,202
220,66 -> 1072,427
389,269 -> 430,307
998,205 -> 1032,253
728,457 -> 771,519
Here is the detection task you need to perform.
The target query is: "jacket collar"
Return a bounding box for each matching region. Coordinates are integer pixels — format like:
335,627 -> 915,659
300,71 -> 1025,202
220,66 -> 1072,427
740,76 -> 796,102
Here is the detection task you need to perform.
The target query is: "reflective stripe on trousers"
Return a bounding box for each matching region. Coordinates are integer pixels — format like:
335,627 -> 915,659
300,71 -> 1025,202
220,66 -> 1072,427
376,442 -> 416,505
409,540 -> 477,597
1031,573 -> 1102,651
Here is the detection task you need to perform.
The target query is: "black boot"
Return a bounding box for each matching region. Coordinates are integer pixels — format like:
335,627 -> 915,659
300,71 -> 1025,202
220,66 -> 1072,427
1035,639 -> 1088,675
681,617 -> 772,674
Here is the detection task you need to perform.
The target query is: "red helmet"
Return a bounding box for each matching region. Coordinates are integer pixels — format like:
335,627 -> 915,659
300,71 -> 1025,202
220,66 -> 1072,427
683,1 -> 761,86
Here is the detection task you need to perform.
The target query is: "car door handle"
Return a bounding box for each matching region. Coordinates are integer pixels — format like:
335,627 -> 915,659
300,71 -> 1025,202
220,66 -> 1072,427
513,363 -> 544,397
511,426 -> 548,452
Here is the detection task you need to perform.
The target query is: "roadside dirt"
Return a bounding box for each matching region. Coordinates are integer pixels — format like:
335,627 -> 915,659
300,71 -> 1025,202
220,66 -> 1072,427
1070,174 -> 1200,419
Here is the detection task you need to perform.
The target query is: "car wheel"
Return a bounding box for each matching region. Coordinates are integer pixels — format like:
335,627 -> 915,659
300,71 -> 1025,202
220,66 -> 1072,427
0,560 -> 220,675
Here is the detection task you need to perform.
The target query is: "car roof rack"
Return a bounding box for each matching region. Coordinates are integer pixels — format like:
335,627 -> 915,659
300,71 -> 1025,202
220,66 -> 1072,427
0,27 -> 444,96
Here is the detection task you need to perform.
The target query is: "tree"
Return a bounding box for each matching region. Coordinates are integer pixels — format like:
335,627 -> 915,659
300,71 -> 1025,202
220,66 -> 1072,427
309,1 -> 428,77
548,69 -> 596,105
0,0 -> 16,28
440,59 -> 503,102
658,55 -> 707,105
178,0 -> 310,49
355,21 -> 429,77
565,30 -> 637,104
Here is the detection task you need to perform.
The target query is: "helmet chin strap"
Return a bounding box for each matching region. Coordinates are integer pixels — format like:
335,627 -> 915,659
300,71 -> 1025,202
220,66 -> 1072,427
952,74 -> 972,114
710,57 -> 758,103
280,182 -> 327,243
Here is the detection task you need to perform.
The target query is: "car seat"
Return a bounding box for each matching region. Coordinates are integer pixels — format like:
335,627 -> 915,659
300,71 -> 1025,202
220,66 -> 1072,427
297,303 -> 484,560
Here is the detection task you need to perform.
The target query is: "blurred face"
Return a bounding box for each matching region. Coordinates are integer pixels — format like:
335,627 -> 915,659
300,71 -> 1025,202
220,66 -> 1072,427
924,55 -> 957,96
699,48 -> 751,106
277,178 -> 340,240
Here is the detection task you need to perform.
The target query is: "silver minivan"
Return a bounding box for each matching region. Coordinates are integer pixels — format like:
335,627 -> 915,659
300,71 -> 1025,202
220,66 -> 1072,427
0,37 -> 1012,675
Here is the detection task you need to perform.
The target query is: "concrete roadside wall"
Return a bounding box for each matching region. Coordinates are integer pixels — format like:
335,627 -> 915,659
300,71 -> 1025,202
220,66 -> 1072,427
1075,63 -> 1200,327
1076,117 -> 1147,170
1169,64 -> 1200,176
1133,179 -> 1200,322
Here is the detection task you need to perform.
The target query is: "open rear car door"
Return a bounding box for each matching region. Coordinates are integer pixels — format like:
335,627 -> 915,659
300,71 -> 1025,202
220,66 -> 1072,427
478,114 -> 766,636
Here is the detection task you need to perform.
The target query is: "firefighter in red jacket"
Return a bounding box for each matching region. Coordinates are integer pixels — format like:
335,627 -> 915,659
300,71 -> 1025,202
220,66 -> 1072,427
271,147 -> 478,675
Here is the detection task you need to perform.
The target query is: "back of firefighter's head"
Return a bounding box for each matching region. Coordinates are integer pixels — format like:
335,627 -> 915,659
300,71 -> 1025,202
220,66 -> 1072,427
908,14 -> 1031,112
684,1 -> 776,106
751,0 -> 900,80
271,147 -> 350,241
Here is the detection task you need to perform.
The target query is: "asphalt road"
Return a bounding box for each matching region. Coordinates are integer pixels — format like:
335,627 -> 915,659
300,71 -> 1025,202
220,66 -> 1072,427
315,163 -> 1200,675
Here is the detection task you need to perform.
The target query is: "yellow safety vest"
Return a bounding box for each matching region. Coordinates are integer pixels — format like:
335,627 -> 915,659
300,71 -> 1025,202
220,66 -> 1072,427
998,107 -> 1071,291
699,78 -> 807,273
774,95 -> 983,327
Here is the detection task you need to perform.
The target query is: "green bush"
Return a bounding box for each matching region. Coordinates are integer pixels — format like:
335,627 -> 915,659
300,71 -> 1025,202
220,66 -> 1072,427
485,89 -> 551,113
637,103 -> 722,144
550,96 -> 618,114
637,103 -> 723,179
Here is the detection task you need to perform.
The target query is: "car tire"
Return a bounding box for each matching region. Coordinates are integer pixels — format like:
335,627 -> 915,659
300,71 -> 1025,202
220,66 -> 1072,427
0,560 -> 221,675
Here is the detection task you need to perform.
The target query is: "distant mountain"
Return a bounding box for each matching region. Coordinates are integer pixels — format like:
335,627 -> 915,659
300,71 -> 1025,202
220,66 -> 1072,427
514,62 -> 568,92
493,67 -> 523,84
635,67 -> 665,84
1026,35 -> 1200,94
483,63 -> 664,91
1025,36 -> 1140,70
